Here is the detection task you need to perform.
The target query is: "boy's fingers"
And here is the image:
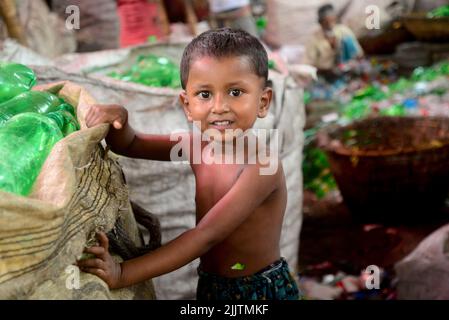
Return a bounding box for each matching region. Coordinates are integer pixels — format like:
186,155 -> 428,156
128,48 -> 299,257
86,109 -> 104,128
97,232 -> 109,251
88,114 -> 104,128
77,258 -> 105,269
80,267 -> 107,280
83,246 -> 105,256
112,120 -> 122,130
85,109 -> 94,127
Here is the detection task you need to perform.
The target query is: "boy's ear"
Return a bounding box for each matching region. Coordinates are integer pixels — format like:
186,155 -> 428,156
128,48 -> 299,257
179,91 -> 193,122
258,87 -> 273,118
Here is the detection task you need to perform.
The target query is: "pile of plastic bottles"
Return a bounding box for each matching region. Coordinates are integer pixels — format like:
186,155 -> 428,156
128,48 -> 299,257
303,61 -> 449,199
0,62 -> 80,196
341,62 -> 449,122
305,58 -> 398,104
108,54 -> 181,88
303,126 -> 337,199
299,264 -> 396,300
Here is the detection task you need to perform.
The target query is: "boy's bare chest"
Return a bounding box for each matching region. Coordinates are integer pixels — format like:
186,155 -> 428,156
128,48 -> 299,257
193,164 -> 244,211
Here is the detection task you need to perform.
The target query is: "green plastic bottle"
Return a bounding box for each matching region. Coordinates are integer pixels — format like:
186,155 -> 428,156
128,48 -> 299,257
427,5 -> 449,18
47,106 -> 80,137
353,85 -> 387,101
56,102 -> 77,118
343,100 -> 370,120
380,104 -> 405,116
107,54 -> 181,88
0,112 -> 64,196
0,62 -> 37,104
0,91 -> 62,125
303,146 -> 336,199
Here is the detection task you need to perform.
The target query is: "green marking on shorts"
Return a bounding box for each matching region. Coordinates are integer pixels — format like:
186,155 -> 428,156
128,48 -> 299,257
231,262 -> 246,270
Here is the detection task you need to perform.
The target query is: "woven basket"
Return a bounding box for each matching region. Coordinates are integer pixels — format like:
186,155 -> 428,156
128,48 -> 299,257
317,116 -> 449,222
402,13 -> 449,42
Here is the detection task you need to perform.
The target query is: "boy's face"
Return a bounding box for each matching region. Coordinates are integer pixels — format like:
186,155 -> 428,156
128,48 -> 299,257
180,55 -> 272,142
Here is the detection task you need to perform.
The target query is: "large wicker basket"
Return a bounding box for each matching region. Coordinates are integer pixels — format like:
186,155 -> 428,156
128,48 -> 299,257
402,13 -> 449,42
317,116 -> 449,222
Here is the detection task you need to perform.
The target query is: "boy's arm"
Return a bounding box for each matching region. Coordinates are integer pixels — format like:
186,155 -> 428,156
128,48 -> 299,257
87,104 -> 188,161
108,122 -> 187,161
79,162 -> 281,288
119,162 -> 281,286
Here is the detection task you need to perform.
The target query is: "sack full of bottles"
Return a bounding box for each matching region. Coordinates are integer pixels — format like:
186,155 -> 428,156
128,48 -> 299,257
0,62 -> 80,196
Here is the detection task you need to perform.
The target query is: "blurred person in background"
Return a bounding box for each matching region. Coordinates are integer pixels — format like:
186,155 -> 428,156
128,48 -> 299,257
208,0 -> 258,37
305,3 -> 363,79
49,0 -> 119,51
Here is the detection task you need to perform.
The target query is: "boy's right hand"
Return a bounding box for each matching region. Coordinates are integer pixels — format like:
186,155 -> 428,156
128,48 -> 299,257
85,104 -> 128,130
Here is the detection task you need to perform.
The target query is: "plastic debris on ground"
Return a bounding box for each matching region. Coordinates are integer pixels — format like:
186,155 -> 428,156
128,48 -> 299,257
298,262 -> 397,300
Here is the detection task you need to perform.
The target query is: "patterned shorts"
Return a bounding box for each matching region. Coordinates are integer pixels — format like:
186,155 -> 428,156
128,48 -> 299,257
196,258 -> 302,300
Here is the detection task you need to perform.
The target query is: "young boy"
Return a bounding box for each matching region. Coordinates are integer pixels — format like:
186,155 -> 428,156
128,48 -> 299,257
78,28 -> 300,300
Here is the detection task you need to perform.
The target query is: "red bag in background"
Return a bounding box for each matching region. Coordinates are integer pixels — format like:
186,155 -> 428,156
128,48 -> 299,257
118,0 -> 163,47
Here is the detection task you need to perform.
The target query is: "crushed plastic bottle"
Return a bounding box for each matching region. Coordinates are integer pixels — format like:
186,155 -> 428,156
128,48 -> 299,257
0,62 -> 37,104
379,103 -> 405,116
0,112 -> 64,196
0,91 -> 62,125
303,147 -> 337,199
343,100 -> 370,120
388,78 -> 412,94
412,67 -> 438,82
427,5 -> 449,18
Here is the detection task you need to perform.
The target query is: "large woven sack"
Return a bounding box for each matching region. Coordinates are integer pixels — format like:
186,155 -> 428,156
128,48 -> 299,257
50,0 -> 119,52
0,81 -> 156,299
395,224 -> 449,300
32,43 -> 305,299
0,39 -> 54,66
0,0 -> 76,58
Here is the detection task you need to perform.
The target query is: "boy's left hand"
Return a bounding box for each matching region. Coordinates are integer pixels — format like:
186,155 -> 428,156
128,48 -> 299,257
76,232 -> 122,289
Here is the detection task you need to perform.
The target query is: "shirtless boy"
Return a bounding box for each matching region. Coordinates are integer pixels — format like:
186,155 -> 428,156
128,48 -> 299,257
78,28 -> 300,300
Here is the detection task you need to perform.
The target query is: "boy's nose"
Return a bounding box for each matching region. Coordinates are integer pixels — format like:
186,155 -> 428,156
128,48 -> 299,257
212,95 -> 230,114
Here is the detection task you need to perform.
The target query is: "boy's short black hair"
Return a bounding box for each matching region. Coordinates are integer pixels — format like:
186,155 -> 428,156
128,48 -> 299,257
180,28 -> 268,89
318,4 -> 335,23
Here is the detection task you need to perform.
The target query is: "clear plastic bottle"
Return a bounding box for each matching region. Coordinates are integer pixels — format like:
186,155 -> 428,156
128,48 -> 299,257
0,62 -> 37,104
0,112 -> 64,196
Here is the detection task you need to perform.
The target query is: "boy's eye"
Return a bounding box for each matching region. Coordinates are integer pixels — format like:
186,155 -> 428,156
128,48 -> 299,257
200,92 -> 210,99
229,89 -> 242,97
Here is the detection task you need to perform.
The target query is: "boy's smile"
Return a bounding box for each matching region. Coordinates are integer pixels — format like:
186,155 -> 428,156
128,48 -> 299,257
180,55 -> 272,141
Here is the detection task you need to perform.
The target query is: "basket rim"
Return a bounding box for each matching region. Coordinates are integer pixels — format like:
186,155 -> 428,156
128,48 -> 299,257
317,116 -> 449,157
401,13 -> 449,21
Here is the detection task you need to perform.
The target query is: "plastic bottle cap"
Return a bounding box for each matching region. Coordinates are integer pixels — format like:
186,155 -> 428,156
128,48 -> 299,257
403,99 -> 418,109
